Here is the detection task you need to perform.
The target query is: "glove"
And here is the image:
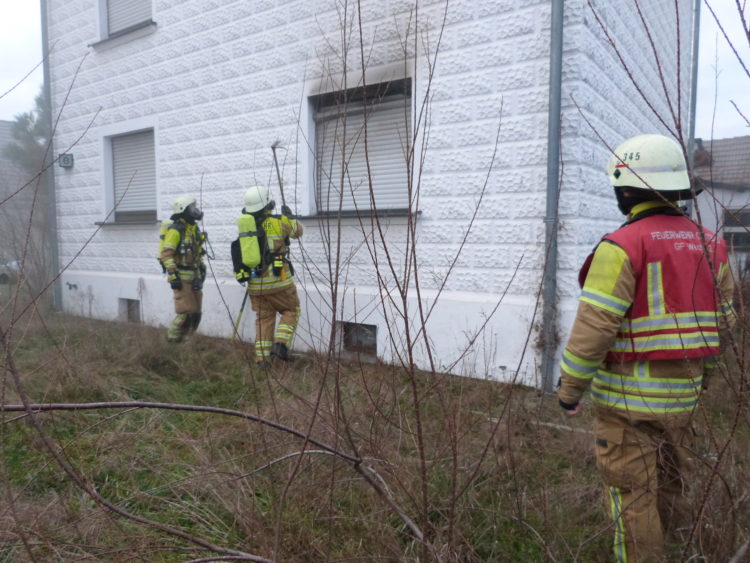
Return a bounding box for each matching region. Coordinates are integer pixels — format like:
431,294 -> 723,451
559,399 -> 578,411
559,399 -> 583,416
168,271 -> 181,290
281,204 -> 293,217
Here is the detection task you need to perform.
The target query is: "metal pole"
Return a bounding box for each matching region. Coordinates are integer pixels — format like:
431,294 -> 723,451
231,291 -> 249,342
40,0 -> 62,310
685,0 -> 702,218
541,0 -> 564,393
271,141 -> 286,209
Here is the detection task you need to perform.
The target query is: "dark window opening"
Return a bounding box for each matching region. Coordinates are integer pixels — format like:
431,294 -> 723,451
723,209 -> 750,229
340,321 -> 377,355
119,298 -> 141,323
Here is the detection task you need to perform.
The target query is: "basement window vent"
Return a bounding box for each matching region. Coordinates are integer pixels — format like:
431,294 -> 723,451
119,298 -> 141,323
339,321 -> 377,355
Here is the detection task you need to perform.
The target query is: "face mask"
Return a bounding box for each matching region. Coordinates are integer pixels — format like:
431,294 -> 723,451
614,188 -> 631,215
186,204 -> 203,222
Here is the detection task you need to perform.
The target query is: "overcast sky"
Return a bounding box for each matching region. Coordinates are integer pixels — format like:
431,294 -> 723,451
0,2 -> 747,140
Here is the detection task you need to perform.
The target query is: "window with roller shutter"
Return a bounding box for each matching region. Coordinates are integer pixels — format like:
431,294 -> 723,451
106,0 -> 152,37
111,129 -> 156,223
313,79 -> 412,215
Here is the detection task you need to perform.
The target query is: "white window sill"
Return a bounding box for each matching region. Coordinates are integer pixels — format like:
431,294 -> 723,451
89,20 -> 157,51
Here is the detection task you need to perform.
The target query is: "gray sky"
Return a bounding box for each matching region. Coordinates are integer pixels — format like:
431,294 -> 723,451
0,1 -> 747,140
694,1 -> 748,139
0,0 -> 43,122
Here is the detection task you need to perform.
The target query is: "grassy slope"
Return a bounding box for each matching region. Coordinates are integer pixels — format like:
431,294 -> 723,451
1,315 -> 747,562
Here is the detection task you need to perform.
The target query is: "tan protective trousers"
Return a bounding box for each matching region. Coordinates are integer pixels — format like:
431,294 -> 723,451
167,280 -> 203,342
594,410 -> 694,562
249,284 -> 300,362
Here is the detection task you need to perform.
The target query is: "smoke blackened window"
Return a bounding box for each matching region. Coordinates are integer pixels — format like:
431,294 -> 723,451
312,79 -> 412,214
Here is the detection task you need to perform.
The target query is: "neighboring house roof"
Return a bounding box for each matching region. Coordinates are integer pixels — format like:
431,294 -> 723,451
694,135 -> 750,190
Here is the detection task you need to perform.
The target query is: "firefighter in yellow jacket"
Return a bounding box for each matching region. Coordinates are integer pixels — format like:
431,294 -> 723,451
558,134 -> 734,562
238,185 -> 303,365
161,195 -> 206,343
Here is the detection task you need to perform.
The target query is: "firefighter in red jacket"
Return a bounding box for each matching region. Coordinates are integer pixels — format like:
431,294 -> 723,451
558,134 -> 734,562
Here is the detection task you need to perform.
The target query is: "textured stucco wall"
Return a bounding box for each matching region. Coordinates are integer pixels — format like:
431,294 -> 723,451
45,0 -> 695,384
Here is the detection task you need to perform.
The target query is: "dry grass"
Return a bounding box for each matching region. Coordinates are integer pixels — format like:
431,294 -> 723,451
0,314 -> 748,562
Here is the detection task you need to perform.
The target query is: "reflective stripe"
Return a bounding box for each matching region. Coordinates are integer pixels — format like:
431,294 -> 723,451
248,274 -> 294,292
611,331 -> 719,353
580,288 -> 630,316
703,356 -> 718,369
721,301 -> 733,316
595,370 -> 701,394
255,340 -> 272,359
239,230 -> 259,238
647,262 -> 665,316
609,487 -> 628,563
591,389 -> 698,413
635,361 -> 649,379
625,311 -> 718,333
561,349 -> 599,379
619,163 -> 687,173
275,324 -> 295,344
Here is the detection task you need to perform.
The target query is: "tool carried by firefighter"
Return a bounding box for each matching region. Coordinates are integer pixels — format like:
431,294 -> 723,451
231,291 -> 249,342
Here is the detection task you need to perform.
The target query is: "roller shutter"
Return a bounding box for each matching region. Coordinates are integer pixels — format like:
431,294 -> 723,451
107,0 -> 151,35
315,95 -> 411,213
112,129 -> 156,222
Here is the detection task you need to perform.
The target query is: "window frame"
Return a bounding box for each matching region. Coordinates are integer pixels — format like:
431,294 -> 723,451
95,0 -> 155,44
310,78 -> 414,217
100,118 -> 159,225
722,208 -> 750,251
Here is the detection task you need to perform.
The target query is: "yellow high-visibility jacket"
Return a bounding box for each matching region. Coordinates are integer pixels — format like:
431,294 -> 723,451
161,219 -> 204,280
247,213 -> 303,296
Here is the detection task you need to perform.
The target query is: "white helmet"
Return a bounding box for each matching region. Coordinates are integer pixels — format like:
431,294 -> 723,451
172,195 -> 196,215
243,185 -> 272,213
607,134 -> 689,193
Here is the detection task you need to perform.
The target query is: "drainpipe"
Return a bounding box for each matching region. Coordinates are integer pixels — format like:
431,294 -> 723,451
40,0 -> 62,309
688,0 -> 701,152
541,0 -> 564,393
684,0 -> 701,218
686,0 -> 701,170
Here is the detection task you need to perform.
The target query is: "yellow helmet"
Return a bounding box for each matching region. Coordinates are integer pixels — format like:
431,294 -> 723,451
607,134 -> 689,193
243,185 -> 273,213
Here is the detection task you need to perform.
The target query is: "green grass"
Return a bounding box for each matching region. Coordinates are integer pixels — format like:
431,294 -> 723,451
0,315 -> 747,562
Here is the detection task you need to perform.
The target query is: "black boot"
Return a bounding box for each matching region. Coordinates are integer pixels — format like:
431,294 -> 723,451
271,342 -> 291,361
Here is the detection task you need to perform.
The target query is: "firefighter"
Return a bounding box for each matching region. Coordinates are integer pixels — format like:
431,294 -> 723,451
239,185 -> 303,366
161,195 -> 206,343
557,134 -> 734,561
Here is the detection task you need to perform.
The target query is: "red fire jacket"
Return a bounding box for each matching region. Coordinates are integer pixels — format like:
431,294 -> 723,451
591,210 -> 728,362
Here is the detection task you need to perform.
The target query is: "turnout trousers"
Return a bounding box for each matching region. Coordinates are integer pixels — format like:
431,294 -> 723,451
167,280 -> 203,342
594,409 -> 694,562
249,284 -> 300,363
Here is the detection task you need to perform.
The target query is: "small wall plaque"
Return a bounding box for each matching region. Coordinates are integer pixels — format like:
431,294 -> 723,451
59,153 -> 74,168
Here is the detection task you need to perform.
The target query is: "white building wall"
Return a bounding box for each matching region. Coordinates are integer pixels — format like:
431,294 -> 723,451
45,0 -> 695,386
554,0 -> 696,335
